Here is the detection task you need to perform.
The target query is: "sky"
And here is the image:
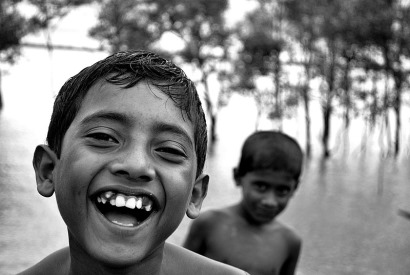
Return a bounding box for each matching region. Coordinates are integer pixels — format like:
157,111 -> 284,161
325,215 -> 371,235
22,0 -> 258,49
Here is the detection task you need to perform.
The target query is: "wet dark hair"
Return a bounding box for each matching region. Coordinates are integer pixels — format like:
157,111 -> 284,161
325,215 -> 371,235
46,50 -> 207,177
236,131 -> 303,181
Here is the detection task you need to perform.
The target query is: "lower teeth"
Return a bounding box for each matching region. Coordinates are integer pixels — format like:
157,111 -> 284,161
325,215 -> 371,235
112,220 -> 134,227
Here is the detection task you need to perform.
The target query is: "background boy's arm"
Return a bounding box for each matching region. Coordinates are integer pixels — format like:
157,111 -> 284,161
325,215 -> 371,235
183,212 -> 213,255
279,235 -> 302,275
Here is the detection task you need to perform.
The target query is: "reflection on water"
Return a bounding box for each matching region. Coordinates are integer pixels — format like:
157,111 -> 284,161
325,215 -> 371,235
1,52 -> 410,274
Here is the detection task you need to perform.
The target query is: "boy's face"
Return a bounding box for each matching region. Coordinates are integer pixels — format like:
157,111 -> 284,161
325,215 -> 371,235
236,169 -> 297,224
34,80 -> 208,266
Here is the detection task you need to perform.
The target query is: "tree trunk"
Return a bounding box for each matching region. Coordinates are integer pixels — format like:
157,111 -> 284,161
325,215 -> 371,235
302,83 -> 311,157
342,58 -> 352,129
202,73 -> 217,143
0,70 -> 3,110
321,47 -> 336,158
273,53 -> 283,130
301,46 -> 313,158
322,103 -> 332,157
393,73 -> 402,157
369,72 -> 379,129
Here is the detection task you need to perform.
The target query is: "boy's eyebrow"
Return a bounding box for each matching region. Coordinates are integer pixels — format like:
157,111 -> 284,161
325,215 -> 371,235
80,111 -> 131,126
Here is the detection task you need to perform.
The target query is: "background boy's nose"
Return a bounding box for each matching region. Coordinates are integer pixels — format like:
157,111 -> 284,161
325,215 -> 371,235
261,192 -> 279,207
110,148 -> 155,182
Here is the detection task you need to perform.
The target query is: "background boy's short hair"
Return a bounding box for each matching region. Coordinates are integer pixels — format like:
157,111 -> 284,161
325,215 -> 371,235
236,131 -> 303,180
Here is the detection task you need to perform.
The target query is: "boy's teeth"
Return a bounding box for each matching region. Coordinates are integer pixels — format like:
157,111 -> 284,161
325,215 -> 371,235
125,197 -> 136,209
103,191 -> 114,199
98,192 -> 154,211
115,195 -> 126,207
136,197 -> 143,209
112,220 -> 133,227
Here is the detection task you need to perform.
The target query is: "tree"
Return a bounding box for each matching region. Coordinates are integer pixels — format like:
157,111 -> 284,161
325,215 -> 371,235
347,0 -> 410,156
283,0 -> 343,157
90,0 -> 230,143
235,1 -> 292,131
0,0 -> 33,109
282,0 -> 323,157
28,0 -> 94,50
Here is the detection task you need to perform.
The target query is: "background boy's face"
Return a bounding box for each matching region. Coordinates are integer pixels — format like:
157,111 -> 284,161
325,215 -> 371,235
46,80 -> 205,265
236,169 -> 297,224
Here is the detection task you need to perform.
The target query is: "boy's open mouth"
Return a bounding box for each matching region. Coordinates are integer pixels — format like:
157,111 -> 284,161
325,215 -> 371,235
94,191 -> 156,227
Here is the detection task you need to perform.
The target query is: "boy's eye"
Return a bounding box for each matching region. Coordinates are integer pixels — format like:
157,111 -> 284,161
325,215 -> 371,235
156,146 -> 187,162
86,132 -> 118,143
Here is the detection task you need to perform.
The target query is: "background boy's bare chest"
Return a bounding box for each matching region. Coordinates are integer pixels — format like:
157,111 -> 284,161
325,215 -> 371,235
204,222 -> 288,274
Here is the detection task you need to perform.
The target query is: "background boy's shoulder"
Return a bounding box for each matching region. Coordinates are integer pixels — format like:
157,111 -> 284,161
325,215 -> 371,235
274,221 -> 302,248
193,207 -> 236,227
164,242 -> 248,275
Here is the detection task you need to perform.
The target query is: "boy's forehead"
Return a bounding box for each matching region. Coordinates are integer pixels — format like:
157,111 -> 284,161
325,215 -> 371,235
251,169 -> 293,178
74,80 -> 193,132
82,79 -> 176,113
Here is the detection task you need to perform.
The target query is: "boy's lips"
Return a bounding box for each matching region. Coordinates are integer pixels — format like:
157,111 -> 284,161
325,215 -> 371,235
90,187 -> 160,228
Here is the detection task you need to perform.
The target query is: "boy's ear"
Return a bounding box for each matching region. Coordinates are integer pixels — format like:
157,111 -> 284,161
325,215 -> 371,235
33,145 -> 58,197
233,167 -> 241,186
186,174 -> 209,219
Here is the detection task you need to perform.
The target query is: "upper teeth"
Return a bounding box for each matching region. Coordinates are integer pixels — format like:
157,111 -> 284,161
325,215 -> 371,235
97,191 -> 153,211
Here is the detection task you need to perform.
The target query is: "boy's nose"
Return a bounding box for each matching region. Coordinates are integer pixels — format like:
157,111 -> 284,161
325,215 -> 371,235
109,146 -> 155,182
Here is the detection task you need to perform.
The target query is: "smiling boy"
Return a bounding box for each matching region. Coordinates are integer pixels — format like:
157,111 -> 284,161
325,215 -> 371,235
184,131 -> 303,275
19,50 -> 247,275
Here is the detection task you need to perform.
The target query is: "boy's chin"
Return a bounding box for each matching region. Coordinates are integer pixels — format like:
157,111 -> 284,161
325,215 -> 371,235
246,211 -> 278,225
67,224 -> 165,268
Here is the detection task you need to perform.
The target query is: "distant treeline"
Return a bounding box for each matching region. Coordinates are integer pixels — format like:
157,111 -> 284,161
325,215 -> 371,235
1,0 -> 409,158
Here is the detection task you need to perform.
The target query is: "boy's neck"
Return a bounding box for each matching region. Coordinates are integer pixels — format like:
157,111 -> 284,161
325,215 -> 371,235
235,202 -> 276,228
68,236 -> 165,275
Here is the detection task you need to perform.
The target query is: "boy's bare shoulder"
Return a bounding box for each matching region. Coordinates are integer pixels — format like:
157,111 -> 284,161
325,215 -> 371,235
164,242 -> 248,275
196,206 -> 238,224
274,221 -> 302,247
17,247 -> 70,275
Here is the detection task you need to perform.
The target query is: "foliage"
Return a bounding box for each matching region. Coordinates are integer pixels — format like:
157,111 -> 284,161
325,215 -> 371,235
90,0 -> 229,59
234,1 -> 295,130
0,0 -> 30,63
90,0 -> 230,142
27,0 -> 93,28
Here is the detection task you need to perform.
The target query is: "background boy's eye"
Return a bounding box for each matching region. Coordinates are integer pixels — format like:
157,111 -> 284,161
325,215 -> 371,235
253,182 -> 268,192
275,187 -> 291,197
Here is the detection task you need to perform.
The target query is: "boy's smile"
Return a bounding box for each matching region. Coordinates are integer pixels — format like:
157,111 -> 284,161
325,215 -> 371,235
46,80 -> 204,265
93,190 -> 156,227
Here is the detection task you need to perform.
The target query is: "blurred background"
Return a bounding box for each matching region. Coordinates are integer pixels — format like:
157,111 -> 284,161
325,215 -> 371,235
1,0 -> 410,274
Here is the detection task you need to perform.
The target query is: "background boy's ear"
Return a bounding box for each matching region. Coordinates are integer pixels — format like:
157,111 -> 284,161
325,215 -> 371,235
186,174 -> 209,219
33,145 -> 58,197
293,180 -> 300,191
